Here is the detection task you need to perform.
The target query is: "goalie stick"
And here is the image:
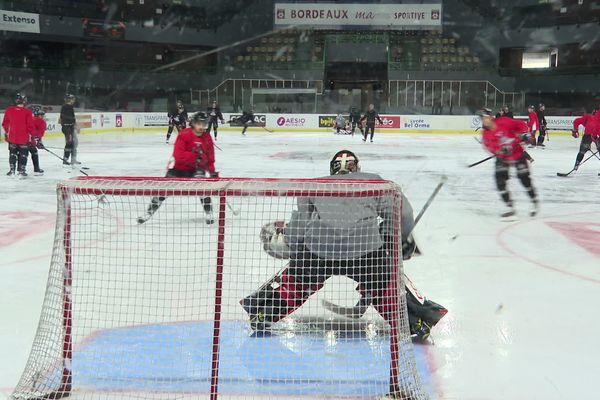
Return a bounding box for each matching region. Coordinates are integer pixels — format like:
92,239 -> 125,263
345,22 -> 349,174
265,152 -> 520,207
321,176 -> 447,319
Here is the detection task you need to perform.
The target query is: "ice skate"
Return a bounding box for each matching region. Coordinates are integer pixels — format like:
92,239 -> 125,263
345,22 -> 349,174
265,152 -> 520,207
530,200 -> 539,217
6,169 -> 15,176
411,318 -> 432,342
137,214 -> 151,224
240,297 -> 272,334
501,204 -> 516,219
34,169 -> 44,176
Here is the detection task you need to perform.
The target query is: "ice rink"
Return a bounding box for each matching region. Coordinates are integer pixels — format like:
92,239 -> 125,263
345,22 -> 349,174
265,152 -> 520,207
1,129 -> 599,400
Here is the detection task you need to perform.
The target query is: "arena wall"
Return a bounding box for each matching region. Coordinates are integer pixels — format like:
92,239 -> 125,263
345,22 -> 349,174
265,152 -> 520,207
0,112 -> 577,141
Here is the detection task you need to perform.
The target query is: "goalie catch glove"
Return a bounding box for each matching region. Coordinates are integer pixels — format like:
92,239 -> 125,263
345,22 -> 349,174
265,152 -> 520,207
260,220 -> 291,259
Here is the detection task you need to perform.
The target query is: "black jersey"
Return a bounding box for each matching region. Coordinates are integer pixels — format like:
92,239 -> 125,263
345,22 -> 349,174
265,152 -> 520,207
349,110 -> 361,124
207,106 -> 224,122
536,110 -> 547,129
240,111 -> 254,124
60,104 -> 76,125
171,108 -> 188,127
360,109 -> 382,125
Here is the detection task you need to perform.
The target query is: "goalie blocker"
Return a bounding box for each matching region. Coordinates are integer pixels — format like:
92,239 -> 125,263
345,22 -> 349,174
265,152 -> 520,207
242,150 -> 447,342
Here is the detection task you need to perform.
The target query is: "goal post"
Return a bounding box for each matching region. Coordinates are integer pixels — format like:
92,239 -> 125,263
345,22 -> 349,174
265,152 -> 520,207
11,177 -> 427,400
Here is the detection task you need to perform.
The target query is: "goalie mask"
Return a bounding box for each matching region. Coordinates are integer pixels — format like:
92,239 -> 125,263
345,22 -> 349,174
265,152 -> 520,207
330,150 -> 360,175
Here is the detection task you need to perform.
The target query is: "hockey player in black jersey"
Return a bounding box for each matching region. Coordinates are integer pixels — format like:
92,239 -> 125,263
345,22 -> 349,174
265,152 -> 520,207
239,109 -> 255,136
60,94 -> 78,165
536,103 -> 548,147
359,104 -> 383,142
348,107 -> 362,136
207,100 -> 225,140
166,100 -> 188,144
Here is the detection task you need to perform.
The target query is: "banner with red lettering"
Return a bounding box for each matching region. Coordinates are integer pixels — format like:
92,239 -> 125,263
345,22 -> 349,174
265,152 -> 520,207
274,3 -> 442,29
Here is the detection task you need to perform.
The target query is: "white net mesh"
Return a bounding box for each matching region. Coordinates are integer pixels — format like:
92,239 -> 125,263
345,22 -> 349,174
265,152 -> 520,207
11,177 -> 426,400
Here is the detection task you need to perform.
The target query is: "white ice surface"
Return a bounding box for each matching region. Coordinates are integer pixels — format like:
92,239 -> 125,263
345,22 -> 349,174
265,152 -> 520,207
1,130 -> 599,400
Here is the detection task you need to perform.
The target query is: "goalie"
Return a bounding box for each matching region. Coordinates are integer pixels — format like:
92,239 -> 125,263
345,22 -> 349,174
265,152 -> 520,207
333,113 -> 351,135
240,150 -> 447,341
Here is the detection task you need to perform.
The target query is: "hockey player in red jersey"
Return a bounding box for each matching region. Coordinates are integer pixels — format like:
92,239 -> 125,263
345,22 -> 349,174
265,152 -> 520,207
2,93 -> 34,177
526,105 -> 539,147
240,150 -> 448,343
570,107 -> 600,171
138,112 -> 218,224
29,106 -> 46,175
479,108 -> 538,217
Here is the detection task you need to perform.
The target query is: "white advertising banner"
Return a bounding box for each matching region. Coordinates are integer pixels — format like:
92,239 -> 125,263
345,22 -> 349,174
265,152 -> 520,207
545,116 -> 576,131
274,3 -> 442,29
0,112 -> 576,140
0,10 -> 40,33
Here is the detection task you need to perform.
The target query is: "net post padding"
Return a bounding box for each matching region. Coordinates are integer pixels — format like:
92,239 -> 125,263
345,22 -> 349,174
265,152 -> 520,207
11,177 -> 427,400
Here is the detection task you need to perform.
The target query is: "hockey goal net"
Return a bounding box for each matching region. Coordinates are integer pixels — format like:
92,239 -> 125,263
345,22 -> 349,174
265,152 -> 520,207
11,177 -> 426,400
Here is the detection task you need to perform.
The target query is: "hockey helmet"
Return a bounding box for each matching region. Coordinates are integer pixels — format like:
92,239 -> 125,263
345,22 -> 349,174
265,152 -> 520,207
330,150 -> 360,175
14,93 -> 27,105
189,111 -> 208,128
477,108 -> 493,118
64,94 -> 76,104
32,106 -> 45,117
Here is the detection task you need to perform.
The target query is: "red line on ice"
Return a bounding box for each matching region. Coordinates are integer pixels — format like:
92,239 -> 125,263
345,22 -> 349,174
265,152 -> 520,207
496,212 -> 600,285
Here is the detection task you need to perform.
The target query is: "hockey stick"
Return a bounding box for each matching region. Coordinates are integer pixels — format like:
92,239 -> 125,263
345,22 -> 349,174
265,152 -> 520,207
42,147 -> 89,176
557,150 -> 600,177
322,176 -> 447,319
261,125 -> 274,133
226,200 -> 240,216
468,154 -> 495,168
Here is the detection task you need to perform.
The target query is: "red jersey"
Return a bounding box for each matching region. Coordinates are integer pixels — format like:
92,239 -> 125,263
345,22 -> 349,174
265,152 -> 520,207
573,115 -> 592,133
573,114 -> 600,140
2,105 -> 34,145
31,117 -> 46,139
172,128 -> 215,173
482,116 -> 529,161
527,111 -> 539,132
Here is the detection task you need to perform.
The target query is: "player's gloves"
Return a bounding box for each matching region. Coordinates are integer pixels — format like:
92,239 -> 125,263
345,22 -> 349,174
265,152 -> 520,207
260,221 -> 290,259
36,139 -> 45,149
572,130 -> 579,138
209,171 -> 219,178
519,132 -> 530,141
498,146 -> 511,156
